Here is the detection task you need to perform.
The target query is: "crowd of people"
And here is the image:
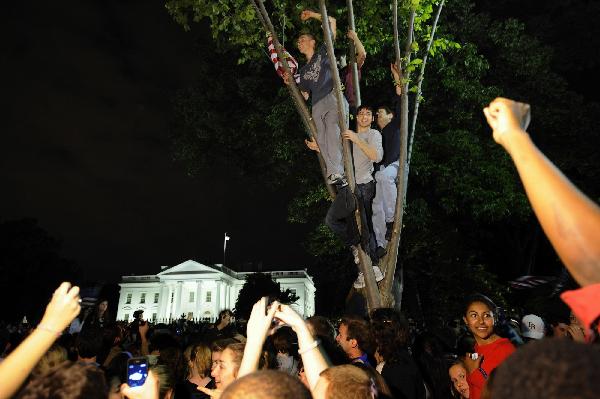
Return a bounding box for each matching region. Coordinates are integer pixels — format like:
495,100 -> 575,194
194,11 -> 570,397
1,7 -> 599,399
0,277 -> 598,399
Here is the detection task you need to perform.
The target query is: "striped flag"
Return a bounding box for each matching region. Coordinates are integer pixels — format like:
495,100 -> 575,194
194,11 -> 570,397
267,36 -> 299,82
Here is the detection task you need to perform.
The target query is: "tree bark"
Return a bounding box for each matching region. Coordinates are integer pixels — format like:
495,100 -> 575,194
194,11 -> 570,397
379,5 -> 416,308
251,0 -> 335,199
319,0 -> 381,311
346,0 -> 361,108
408,0 -> 445,166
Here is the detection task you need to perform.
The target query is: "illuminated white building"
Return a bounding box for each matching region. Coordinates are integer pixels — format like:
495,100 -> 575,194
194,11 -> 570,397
116,260 -> 315,322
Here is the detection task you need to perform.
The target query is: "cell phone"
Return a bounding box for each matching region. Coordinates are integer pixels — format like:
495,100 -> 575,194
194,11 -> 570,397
127,357 -> 149,387
470,353 -> 479,360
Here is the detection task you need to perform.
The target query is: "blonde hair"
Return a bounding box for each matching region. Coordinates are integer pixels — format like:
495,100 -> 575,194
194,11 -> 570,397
190,342 -> 212,377
32,344 -> 68,376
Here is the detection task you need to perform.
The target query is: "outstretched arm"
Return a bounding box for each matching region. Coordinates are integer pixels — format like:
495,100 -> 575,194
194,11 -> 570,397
347,30 -> 366,68
301,9 -> 337,41
483,97 -> 600,286
274,304 -> 331,391
0,282 -> 81,399
237,297 -> 279,378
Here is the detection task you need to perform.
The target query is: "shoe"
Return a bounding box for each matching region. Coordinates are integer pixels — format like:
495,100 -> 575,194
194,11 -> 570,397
352,266 -> 385,289
353,272 -> 365,289
351,246 -> 359,264
385,222 -> 394,240
373,265 -> 385,282
376,246 -> 387,259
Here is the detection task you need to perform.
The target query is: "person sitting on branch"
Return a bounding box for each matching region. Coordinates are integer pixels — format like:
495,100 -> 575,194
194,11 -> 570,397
284,9 -> 349,186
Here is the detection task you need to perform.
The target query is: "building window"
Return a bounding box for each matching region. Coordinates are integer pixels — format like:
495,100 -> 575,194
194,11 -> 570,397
126,294 -> 132,304
140,293 -> 146,304
170,292 -> 174,303
189,292 -> 195,302
152,313 -> 157,321
154,293 -> 159,303
206,291 -> 212,303
124,313 -> 130,321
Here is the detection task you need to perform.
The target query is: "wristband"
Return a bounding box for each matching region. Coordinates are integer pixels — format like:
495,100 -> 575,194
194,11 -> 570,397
37,324 -> 62,337
298,339 -> 320,355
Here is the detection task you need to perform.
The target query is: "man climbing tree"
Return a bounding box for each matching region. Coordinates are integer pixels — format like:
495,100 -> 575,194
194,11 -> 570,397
372,63 -> 402,256
307,104 -> 384,288
284,9 -> 348,186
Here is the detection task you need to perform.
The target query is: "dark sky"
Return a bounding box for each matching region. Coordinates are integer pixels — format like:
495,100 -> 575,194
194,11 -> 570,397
1,0 -> 311,282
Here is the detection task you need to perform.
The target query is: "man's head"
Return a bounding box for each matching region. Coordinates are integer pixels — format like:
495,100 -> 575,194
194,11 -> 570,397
356,105 -> 374,131
493,339 -> 600,399
376,106 -> 393,129
297,33 -> 316,55
313,365 -> 375,399
211,342 -> 245,390
221,370 -> 311,399
336,317 -> 373,358
76,328 -> 103,361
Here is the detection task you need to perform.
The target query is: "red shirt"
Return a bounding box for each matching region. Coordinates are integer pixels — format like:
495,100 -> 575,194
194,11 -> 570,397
467,337 -> 515,399
561,283 -> 600,339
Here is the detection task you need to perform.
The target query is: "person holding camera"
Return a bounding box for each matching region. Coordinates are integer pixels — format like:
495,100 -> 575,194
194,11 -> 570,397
462,295 -> 515,399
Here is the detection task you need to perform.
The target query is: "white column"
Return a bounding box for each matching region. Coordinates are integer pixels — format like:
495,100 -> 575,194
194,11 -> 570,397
159,284 -> 169,320
214,282 -> 221,317
174,281 -> 183,319
195,281 -> 202,320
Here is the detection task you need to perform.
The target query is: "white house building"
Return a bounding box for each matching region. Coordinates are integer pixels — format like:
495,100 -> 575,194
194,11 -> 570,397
116,260 -> 315,322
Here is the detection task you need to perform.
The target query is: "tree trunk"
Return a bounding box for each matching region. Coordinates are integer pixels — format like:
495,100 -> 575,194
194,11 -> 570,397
319,0 -> 381,311
408,0 -> 445,165
379,5 -> 416,308
346,0 -> 361,108
251,0 -> 335,199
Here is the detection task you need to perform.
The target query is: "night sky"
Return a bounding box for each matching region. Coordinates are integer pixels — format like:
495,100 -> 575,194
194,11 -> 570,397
1,0 -> 311,282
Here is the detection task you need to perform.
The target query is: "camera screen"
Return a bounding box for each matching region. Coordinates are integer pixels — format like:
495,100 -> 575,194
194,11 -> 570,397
127,358 -> 148,387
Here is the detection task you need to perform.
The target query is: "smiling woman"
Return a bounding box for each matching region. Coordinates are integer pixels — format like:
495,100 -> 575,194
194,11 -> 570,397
462,295 -> 515,399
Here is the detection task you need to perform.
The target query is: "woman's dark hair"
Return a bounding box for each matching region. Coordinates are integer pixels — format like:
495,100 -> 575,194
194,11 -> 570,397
272,326 -> 295,354
463,294 -> 497,316
369,308 -> 410,364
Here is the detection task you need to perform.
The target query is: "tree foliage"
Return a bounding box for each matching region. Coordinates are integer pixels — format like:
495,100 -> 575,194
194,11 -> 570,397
166,0 -> 599,321
0,219 -> 80,322
233,273 -> 299,321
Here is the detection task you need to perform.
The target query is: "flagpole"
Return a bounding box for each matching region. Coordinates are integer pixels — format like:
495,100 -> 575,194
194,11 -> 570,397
223,232 -> 230,267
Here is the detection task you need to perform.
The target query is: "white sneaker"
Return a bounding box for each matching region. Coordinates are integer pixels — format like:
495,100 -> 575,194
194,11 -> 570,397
353,272 -> 365,289
353,266 -> 385,289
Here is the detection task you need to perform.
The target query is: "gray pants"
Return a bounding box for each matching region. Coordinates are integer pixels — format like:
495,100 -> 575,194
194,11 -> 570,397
312,90 -> 348,177
372,161 -> 399,247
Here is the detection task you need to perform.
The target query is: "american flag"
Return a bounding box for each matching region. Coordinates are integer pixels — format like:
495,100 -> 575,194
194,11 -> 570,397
267,36 -> 299,82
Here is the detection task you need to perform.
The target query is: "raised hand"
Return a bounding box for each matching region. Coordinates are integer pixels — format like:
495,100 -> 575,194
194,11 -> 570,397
246,297 -> 279,343
300,9 -> 318,22
483,97 -> 531,152
39,282 -> 81,334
